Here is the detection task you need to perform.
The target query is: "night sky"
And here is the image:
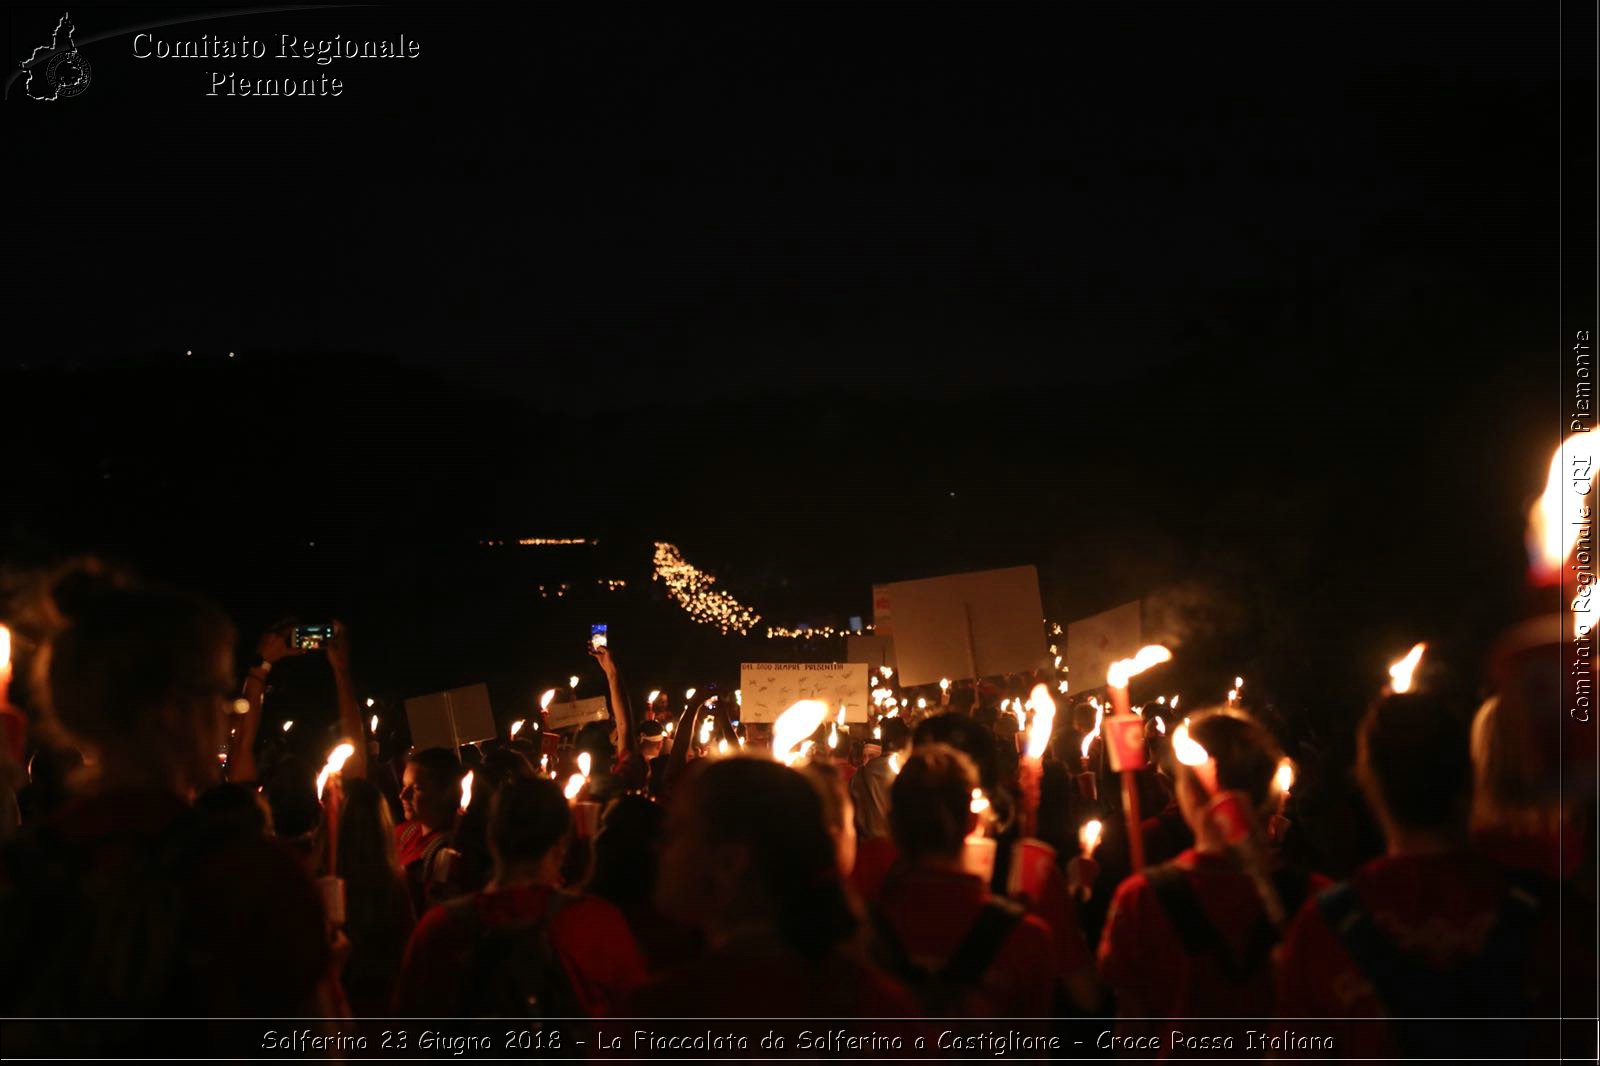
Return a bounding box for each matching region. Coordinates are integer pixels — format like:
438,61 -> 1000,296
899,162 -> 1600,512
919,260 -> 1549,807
3,2 -> 1593,786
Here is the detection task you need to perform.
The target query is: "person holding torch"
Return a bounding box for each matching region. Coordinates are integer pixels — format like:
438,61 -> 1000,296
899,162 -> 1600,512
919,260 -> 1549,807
1096,708 -> 1326,1028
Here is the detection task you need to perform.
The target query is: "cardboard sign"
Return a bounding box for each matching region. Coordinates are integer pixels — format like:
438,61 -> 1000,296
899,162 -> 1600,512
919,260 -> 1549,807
1103,714 -> 1149,772
869,566 -> 1047,687
404,683 -> 497,753
545,695 -> 611,732
739,662 -> 869,723
845,634 -> 897,674
1066,601 -> 1142,693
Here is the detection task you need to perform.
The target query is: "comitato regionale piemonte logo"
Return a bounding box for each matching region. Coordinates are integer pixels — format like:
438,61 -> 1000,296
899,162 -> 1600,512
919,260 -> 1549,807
19,12 -> 92,100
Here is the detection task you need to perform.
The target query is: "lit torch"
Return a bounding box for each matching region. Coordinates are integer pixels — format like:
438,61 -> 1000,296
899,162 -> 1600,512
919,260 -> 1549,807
1386,643 -> 1426,694
459,770 -> 474,812
1079,818 -> 1104,859
510,719 -> 526,738
773,699 -> 830,767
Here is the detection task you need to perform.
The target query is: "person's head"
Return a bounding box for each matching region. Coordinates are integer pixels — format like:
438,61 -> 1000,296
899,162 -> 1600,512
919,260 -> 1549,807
193,781 -> 272,839
263,754 -> 320,839
337,777 -> 401,881
30,560 -> 235,797
889,743 -> 980,863
638,720 -> 665,761
879,716 -> 911,754
587,794 -> 664,905
656,757 -> 857,959
801,759 -> 857,876
575,720 -> 616,764
1359,691 -> 1472,844
487,777 -> 571,881
401,747 -> 463,830
1171,709 -> 1283,835
913,712 -> 1000,791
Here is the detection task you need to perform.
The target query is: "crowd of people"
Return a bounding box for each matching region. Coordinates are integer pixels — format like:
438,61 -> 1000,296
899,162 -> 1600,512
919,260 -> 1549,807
0,558 -> 1592,1058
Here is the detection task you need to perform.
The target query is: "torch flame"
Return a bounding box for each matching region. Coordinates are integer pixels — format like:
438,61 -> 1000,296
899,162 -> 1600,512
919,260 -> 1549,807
1172,719 -> 1210,767
1387,642 -> 1426,694
879,666 -> 894,680
1528,432 -> 1597,582
1025,683 -> 1056,759
939,678 -> 951,692
577,751 -> 592,778
563,774 -> 585,800
969,788 -> 990,815
282,720 -> 294,732
540,689 -> 557,711
888,751 -> 904,776
685,687 -> 696,701
717,738 -> 730,756
1275,758 -> 1295,793
0,624 -> 10,671
1153,715 -> 1167,735
1079,699 -> 1104,760
773,699 -> 830,766
647,689 -> 661,705
459,769 -> 474,811
1079,818 -> 1104,857
827,723 -> 839,749
315,742 -> 356,799
510,719 -> 526,738
369,714 -> 379,733
1106,645 -> 1173,689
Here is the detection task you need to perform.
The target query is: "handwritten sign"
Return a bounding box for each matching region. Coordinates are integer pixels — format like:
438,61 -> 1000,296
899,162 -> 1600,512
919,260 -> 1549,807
739,662 -> 869,723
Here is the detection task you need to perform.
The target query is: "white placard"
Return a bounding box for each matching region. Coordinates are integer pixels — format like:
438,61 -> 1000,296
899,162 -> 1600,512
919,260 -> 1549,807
739,662 -> 870,723
545,695 -> 611,732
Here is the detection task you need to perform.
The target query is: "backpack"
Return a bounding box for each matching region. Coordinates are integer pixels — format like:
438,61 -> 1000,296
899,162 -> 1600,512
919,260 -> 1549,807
1144,862 -> 1313,984
444,889 -> 584,1021
1315,871 -> 1546,1058
871,896 -> 1025,1015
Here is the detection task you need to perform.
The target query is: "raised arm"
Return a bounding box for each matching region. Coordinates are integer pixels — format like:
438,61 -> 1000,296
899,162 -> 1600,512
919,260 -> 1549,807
325,620 -> 367,781
230,623 -> 302,783
591,646 -> 635,757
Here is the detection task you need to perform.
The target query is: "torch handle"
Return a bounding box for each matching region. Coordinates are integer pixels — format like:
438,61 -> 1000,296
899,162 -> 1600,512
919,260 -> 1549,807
1121,770 -> 1145,872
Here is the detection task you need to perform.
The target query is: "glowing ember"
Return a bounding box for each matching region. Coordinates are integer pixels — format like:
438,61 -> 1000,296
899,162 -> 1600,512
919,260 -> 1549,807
510,719 -> 526,738
459,769 -> 474,811
1275,758 -> 1295,793
1387,642 -> 1426,693
315,742 -> 356,798
1079,818 -> 1104,858
1025,683 -> 1056,759
1106,645 -> 1173,689
773,699 -> 830,766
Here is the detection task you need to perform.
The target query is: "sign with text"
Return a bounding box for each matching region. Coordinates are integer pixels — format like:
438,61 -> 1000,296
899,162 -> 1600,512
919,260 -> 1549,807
545,695 -> 611,732
1066,601 -> 1142,693
404,683 -> 496,753
871,566 -> 1047,687
739,662 -> 870,723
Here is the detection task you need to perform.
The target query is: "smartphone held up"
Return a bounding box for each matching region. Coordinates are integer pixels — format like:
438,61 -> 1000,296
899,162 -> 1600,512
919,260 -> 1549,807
589,623 -> 608,651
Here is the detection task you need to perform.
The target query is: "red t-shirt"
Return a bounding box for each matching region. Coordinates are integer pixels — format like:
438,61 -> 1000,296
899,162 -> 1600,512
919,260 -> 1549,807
395,819 -> 445,870
1097,849 -> 1328,1021
850,835 -> 898,905
1276,851 -> 1569,1057
1,788 -> 331,1017
627,934 -> 920,1019
877,866 -> 1058,1017
393,883 -> 647,1017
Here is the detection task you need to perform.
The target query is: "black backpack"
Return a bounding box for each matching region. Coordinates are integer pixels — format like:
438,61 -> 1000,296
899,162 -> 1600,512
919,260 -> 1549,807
1314,872 -> 1546,1058
444,889 -> 584,1021
1143,862 -> 1313,984
871,897 -> 1025,1015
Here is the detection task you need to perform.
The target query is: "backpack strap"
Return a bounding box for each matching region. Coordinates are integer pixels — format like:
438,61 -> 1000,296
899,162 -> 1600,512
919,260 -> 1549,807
1146,862 -> 1278,983
941,897 -> 1024,985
